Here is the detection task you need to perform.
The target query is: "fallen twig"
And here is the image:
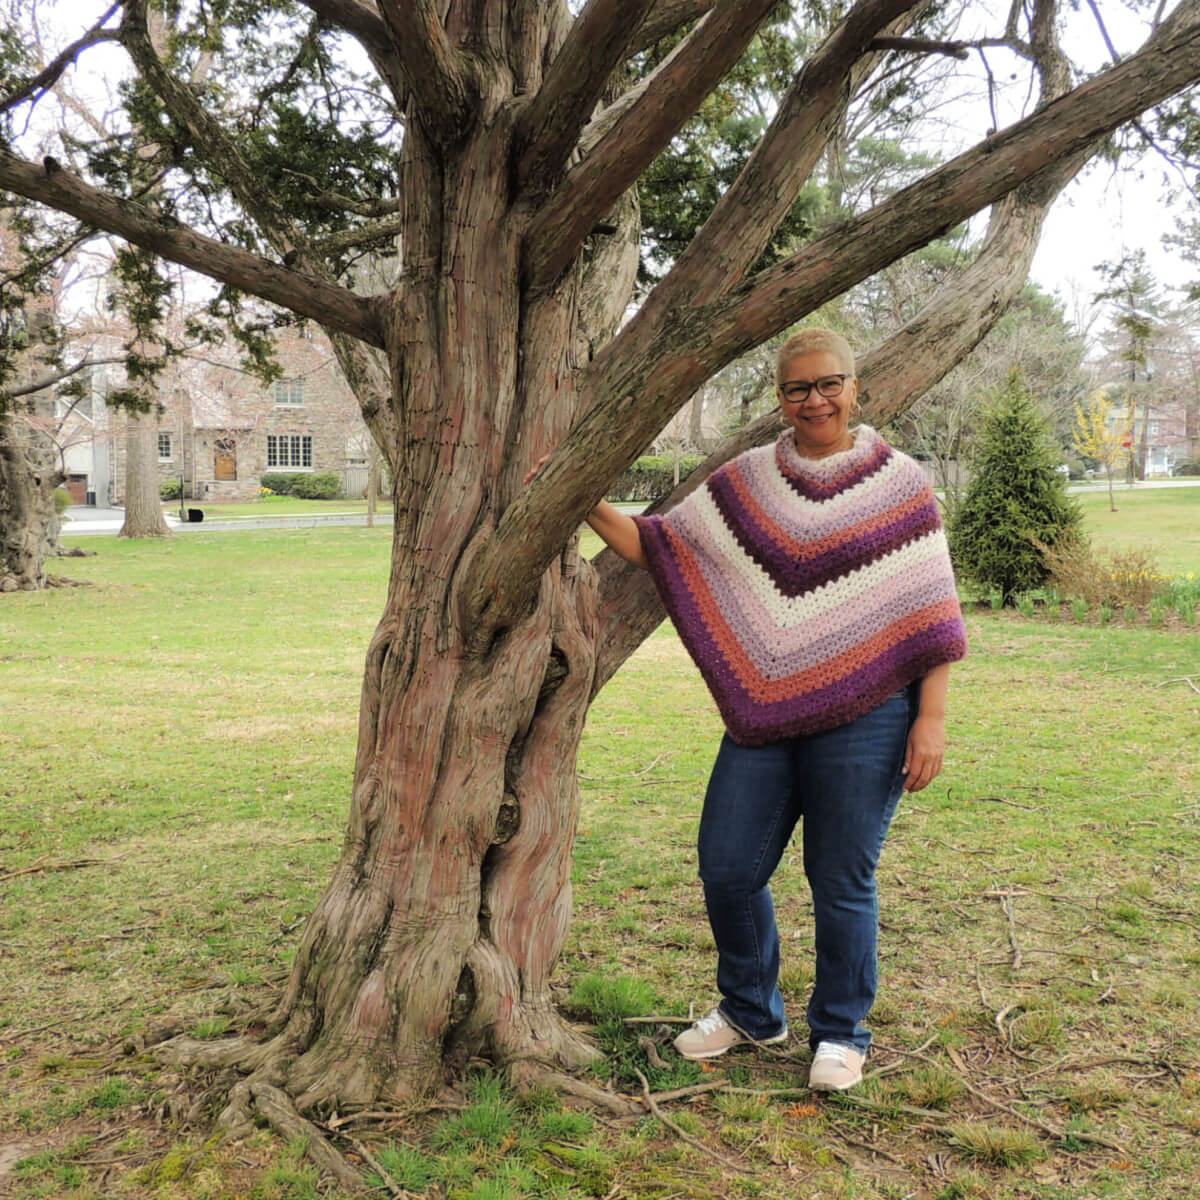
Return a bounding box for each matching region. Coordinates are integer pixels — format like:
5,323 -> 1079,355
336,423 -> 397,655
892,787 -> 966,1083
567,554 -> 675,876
881,1045 -> 1130,1155
0,857 -> 106,883
327,1109 -> 408,1130
998,891 -> 1023,970
1155,676 -> 1200,694
635,1069 -> 751,1174
351,1136 -> 416,1198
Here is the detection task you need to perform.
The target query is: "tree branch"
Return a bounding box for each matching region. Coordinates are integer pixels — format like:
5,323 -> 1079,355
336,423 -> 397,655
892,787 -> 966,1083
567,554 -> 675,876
296,0 -> 410,109
120,0 -> 302,260
868,35 -> 970,59
280,167 -> 402,217
2,356 -> 125,403
658,0 -> 921,307
376,0 -> 474,144
630,0 -> 713,54
522,0 -> 781,291
313,215 -> 404,254
469,0 -> 1200,631
0,4 -> 122,114
0,148 -> 387,348
516,0 -> 659,193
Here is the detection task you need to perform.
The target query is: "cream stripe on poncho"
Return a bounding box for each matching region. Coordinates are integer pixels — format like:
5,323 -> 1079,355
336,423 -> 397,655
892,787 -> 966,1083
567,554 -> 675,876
632,425 -> 967,745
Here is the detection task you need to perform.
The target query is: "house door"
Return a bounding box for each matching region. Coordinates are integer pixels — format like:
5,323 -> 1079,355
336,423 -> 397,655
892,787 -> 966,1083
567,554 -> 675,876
214,439 -> 237,481
66,474 -> 88,504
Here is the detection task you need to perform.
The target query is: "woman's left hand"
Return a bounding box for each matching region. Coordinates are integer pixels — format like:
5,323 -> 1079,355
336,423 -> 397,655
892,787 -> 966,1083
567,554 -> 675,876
903,714 -> 945,793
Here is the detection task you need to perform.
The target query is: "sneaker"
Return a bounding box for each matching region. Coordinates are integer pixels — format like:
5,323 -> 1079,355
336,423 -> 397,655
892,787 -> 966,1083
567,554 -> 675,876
673,1008 -> 788,1060
809,1042 -> 865,1091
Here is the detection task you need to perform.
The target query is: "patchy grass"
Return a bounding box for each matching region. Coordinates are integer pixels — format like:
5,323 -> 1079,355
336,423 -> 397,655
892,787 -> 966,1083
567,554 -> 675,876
0,522 -> 1198,1198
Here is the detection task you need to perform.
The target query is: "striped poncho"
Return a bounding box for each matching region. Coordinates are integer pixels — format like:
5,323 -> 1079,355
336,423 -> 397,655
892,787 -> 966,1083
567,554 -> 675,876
632,425 -> 967,746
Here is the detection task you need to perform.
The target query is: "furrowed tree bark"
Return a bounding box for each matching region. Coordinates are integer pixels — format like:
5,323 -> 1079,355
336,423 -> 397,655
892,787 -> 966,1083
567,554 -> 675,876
0,407 -> 62,591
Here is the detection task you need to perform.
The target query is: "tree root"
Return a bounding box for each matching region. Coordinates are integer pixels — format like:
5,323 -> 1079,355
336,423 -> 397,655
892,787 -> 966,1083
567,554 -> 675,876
249,1081 -> 365,1192
511,1063 -> 641,1116
152,1034 -> 277,1073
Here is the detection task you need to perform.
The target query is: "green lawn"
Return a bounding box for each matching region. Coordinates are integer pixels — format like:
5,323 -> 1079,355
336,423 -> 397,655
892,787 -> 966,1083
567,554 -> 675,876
0,521 -> 1197,1199
1072,486 -> 1200,575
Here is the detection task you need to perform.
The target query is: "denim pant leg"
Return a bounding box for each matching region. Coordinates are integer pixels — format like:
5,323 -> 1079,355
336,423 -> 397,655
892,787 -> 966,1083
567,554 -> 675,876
696,733 -> 799,1040
795,687 -> 915,1052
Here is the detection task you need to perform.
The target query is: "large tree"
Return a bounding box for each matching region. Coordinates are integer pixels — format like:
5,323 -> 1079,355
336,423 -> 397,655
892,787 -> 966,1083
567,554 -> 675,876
3,0 -> 1200,1165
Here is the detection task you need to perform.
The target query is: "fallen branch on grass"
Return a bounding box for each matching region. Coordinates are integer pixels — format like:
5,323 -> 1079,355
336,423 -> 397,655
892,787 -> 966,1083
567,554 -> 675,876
0,857 -> 106,883
879,1044 -> 1130,1156
634,1069 -> 752,1174
1155,676 -> 1200,694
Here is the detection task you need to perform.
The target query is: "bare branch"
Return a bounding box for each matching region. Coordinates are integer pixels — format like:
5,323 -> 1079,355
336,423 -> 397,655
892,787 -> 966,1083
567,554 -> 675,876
120,0 -> 302,260
868,35 -> 970,59
0,148 -> 387,348
2,356 -> 125,403
523,0 -> 781,291
658,0 -> 921,307
280,168 -> 402,218
313,215 -> 404,255
0,7 -> 121,115
516,0 -> 659,193
631,0 -> 713,54
376,0 -> 474,144
470,0 -> 1200,629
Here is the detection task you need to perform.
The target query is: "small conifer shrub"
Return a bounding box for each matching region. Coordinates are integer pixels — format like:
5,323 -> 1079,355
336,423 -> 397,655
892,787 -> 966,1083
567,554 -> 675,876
948,372 -> 1082,604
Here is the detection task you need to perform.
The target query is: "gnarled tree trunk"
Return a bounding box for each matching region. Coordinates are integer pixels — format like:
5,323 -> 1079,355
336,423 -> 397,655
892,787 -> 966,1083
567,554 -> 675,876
0,406 -> 62,591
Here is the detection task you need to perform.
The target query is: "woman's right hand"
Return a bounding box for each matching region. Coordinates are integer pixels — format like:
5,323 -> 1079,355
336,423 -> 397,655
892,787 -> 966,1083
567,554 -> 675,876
523,452 -> 552,486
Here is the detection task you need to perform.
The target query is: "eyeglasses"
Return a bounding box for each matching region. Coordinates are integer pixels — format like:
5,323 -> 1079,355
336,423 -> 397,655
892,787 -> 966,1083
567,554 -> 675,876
779,374 -> 848,402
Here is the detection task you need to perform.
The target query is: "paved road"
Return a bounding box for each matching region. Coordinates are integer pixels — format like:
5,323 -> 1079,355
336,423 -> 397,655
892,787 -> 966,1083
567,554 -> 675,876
61,505 -> 395,536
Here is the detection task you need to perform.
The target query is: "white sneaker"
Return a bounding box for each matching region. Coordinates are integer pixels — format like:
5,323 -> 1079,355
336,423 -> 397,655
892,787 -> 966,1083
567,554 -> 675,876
809,1041 -> 865,1091
673,1008 -> 789,1060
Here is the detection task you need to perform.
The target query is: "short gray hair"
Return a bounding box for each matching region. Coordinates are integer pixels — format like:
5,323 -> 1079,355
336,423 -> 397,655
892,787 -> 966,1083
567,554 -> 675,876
775,328 -> 856,386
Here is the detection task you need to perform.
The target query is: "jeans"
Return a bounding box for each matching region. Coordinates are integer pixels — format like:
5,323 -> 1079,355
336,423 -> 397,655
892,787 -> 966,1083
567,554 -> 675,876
696,685 -> 916,1051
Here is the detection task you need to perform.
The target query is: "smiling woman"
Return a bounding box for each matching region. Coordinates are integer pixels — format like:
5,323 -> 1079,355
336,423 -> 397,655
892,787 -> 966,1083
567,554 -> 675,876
578,327 -> 967,1089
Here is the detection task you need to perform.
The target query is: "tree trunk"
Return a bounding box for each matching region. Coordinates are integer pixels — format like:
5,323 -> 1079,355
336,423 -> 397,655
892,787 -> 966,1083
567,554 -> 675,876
0,406 -> 62,591
118,408 -> 170,538
224,113 -> 609,1112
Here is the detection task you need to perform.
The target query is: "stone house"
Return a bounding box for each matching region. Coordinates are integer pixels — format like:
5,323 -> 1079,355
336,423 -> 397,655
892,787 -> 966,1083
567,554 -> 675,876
80,327 -> 370,504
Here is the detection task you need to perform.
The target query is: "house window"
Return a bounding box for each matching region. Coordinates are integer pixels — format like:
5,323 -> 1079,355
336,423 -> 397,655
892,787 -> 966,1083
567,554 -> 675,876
267,434 -> 313,469
274,378 -> 305,406
157,432 -> 173,460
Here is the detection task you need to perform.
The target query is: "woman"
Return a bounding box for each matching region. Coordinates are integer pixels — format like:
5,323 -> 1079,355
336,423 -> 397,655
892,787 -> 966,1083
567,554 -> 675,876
585,328 -> 967,1091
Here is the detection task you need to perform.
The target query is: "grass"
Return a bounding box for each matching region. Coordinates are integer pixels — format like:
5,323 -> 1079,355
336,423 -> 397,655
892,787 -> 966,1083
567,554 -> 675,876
0,509 -> 1197,1198
1071,486 -> 1200,575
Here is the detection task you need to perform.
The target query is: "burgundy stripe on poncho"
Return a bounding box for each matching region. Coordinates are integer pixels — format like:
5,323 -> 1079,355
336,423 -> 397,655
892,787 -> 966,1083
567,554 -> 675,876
632,426 -> 967,745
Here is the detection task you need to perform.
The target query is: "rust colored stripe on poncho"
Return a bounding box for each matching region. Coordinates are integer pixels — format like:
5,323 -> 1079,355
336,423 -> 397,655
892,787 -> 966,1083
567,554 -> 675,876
632,425 -> 967,745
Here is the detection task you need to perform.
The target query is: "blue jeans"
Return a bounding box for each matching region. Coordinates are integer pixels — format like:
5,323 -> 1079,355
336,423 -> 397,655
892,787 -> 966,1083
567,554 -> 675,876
696,686 -> 916,1051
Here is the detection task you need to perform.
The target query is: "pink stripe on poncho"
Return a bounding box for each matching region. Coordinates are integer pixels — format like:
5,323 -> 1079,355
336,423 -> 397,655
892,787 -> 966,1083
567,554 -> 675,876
632,425 -> 967,745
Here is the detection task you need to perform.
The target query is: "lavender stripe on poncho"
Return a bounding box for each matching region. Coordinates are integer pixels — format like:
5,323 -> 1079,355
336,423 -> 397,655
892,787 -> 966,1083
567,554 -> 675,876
632,425 -> 967,745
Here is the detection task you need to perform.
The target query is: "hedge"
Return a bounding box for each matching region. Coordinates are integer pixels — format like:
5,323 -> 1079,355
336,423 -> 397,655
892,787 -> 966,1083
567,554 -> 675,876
607,453 -> 705,503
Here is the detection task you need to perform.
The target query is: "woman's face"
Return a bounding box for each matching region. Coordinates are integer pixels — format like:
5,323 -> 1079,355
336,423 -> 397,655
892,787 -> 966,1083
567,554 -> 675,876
777,350 -> 857,458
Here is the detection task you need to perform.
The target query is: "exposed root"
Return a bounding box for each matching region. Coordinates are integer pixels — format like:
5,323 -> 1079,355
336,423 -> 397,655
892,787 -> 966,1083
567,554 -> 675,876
152,1034 -> 275,1073
511,1063 -> 640,1116
250,1081 -> 365,1191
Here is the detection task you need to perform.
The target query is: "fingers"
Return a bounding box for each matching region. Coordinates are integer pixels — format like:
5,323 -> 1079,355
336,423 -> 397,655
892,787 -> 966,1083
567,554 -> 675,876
523,451 -> 552,484
905,750 -> 943,793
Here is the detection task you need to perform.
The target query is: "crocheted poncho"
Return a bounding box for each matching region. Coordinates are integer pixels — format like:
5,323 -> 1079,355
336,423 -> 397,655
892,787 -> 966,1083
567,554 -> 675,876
632,425 -> 967,746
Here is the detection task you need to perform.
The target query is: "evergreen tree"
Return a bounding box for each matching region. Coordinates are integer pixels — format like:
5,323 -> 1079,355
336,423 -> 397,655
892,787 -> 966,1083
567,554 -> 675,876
949,371 -> 1082,602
